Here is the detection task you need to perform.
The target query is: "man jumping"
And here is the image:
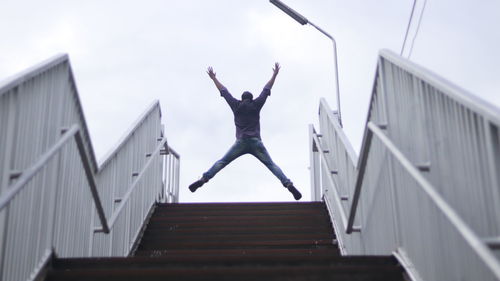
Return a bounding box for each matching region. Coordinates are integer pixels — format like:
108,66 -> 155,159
188,63 -> 302,201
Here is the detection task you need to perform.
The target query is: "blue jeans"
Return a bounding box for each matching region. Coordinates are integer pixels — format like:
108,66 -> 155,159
203,137 -> 292,187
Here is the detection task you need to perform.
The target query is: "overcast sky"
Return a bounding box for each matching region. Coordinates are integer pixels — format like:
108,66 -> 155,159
1,0 -> 499,203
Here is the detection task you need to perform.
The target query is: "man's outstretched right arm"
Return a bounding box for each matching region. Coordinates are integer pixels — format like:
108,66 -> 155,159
207,66 -> 225,91
208,66 -> 238,110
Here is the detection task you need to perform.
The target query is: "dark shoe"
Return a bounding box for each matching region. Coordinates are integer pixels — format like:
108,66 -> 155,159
189,178 -> 206,193
286,184 -> 302,200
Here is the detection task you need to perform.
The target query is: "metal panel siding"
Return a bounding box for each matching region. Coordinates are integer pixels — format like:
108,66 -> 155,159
94,105 -> 164,256
310,50 -> 500,279
0,55 -> 180,281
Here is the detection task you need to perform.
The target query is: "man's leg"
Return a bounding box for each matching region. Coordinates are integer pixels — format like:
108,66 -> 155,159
189,139 -> 247,192
203,139 -> 248,180
249,139 -> 301,200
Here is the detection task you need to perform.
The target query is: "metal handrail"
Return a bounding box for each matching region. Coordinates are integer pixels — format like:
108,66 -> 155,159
319,98 -> 358,164
366,121 -> 500,278
310,116 -> 500,279
0,53 -> 99,174
97,100 -> 162,169
100,137 -> 168,232
0,121 -> 177,234
379,50 -> 500,125
311,131 -> 350,230
311,49 -> 500,279
344,50 -> 500,233
317,49 -> 500,235
166,146 -> 180,159
0,124 -> 110,233
0,54 -> 68,97
0,53 -> 181,281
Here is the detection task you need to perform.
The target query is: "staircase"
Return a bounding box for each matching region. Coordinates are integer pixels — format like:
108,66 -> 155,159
44,202 -> 405,281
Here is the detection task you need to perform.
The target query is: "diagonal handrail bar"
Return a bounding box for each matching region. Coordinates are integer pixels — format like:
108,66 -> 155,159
100,137 -> 168,232
0,124 -> 110,233
97,100 -> 162,170
311,117 -> 500,279
0,122 -> 176,234
366,121 -> 500,279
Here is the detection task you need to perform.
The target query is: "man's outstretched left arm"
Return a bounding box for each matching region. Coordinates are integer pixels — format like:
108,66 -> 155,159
264,62 -> 280,90
207,66 -> 225,91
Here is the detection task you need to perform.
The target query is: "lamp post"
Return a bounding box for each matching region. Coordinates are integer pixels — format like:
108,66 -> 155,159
270,0 -> 343,127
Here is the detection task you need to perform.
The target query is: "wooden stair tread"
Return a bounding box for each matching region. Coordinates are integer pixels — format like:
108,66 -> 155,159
45,201 -> 404,281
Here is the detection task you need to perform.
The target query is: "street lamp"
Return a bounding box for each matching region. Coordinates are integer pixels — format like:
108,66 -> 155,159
270,0 -> 343,127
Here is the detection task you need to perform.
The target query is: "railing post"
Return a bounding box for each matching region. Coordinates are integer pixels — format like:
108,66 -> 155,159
484,122 -> 500,230
309,125 -> 321,201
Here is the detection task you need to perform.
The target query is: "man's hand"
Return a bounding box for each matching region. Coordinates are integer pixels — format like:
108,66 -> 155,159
272,63 -> 280,75
207,66 -> 225,90
265,62 -> 280,89
207,67 -> 216,80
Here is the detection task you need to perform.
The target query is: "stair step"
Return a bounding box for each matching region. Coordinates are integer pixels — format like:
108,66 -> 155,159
47,264 -> 403,281
140,233 -> 334,243
53,256 -> 398,269
149,214 -> 329,222
145,219 -> 328,229
133,247 -> 341,258
138,238 -> 335,250
156,202 -> 325,210
143,225 -> 334,235
154,209 -> 328,216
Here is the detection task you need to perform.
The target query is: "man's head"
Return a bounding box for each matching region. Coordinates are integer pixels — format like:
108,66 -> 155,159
241,91 -> 253,101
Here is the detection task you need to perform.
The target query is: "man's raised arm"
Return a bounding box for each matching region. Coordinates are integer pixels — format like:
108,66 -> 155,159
208,66 -> 238,109
265,62 -> 280,89
207,66 -> 225,91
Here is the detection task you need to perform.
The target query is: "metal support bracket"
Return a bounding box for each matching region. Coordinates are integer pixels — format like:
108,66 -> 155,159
483,237 -> 500,250
94,227 -> 105,233
60,127 -> 70,134
351,226 -> 361,232
377,123 -> 388,130
9,170 -> 22,181
416,162 -> 431,172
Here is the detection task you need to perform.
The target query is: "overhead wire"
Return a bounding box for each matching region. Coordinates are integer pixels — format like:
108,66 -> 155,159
408,0 -> 428,58
400,0 -> 418,56
400,0 -> 428,58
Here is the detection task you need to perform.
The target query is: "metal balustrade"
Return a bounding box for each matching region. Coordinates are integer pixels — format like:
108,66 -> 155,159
0,54 -> 180,281
310,49 -> 500,280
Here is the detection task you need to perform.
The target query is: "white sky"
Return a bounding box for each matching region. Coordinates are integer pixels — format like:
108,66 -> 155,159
1,0 -> 499,203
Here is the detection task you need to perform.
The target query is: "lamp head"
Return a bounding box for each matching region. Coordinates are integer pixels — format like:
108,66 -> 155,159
270,0 -> 309,25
